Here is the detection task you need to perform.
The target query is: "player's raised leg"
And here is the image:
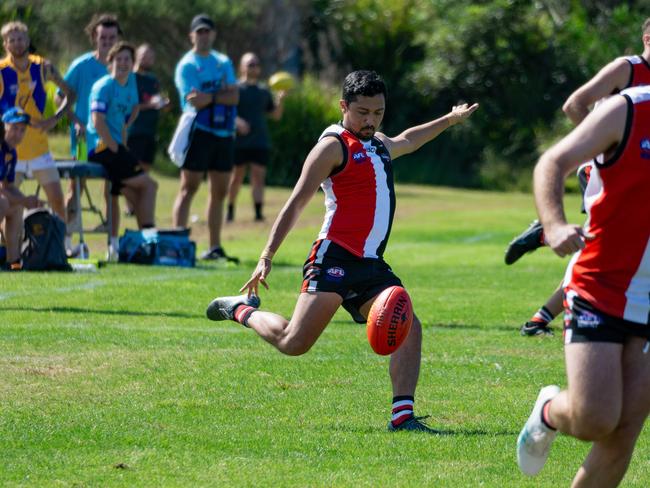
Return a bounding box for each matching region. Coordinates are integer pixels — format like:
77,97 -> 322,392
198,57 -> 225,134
208,291 -> 342,356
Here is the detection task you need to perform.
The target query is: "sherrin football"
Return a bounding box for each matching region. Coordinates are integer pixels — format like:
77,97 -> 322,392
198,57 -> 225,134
366,286 -> 413,355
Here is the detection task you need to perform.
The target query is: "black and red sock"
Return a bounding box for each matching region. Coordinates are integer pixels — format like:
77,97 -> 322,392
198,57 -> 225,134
541,399 -> 556,431
529,305 -> 555,326
391,395 -> 414,427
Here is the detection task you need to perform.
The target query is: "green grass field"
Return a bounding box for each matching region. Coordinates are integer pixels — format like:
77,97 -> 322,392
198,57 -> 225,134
2,174 -> 649,487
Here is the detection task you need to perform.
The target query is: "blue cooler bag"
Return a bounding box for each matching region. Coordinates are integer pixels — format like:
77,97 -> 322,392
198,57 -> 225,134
118,228 -> 196,267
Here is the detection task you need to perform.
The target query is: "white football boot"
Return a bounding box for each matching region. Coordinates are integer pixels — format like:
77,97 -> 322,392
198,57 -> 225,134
517,385 -> 560,476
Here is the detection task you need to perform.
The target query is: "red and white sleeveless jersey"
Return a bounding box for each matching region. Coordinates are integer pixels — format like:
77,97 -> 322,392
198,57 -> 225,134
623,55 -> 650,89
316,124 -> 395,259
564,86 -> 650,324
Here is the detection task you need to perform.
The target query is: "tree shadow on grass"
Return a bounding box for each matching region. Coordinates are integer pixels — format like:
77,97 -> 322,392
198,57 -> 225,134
2,305 -> 202,320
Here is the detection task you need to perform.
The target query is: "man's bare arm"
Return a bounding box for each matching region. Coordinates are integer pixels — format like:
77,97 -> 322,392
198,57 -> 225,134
91,112 -> 118,153
562,58 -> 630,125
186,84 -> 239,110
45,62 -> 76,118
379,103 -> 478,160
0,183 -> 41,208
535,95 -> 627,256
240,138 -> 343,295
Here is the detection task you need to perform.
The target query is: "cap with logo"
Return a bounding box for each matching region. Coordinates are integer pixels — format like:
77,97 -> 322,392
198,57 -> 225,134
190,14 -> 215,32
2,107 -> 30,125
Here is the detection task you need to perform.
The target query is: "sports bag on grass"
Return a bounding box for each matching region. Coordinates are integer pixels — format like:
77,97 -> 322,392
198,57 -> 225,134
21,208 -> 71,271
118,228 -> 196,267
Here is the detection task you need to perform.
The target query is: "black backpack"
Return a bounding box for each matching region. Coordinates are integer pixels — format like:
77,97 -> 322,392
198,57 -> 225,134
21,208 -> 71,271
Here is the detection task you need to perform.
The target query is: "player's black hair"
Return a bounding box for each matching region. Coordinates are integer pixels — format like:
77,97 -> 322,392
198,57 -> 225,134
342,70 -> 387,105
85,13 -> 123,43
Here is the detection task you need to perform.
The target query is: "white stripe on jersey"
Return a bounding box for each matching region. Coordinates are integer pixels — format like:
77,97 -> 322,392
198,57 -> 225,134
582,164 -> 603,216
624,55 -> 644,65
362,139 -> 390,258
563,249 -> 582,289
621,85 -> 650,103
624,238 -> 650,323
319,178 -> 337,239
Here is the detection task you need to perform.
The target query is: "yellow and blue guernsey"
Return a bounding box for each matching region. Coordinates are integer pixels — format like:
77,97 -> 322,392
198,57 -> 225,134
0,54 -> 49,160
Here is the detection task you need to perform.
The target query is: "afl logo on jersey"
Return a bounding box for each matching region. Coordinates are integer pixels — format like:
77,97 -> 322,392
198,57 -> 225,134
352,151 -> 367,162
640,138 -> 650,159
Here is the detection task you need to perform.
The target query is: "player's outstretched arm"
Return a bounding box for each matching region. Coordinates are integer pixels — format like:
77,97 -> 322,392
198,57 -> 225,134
562,58 -> 630,125
33,61 -> 76,132
534,95 -> 627,257
380,103 -> 479,160
240,137 -> 343,297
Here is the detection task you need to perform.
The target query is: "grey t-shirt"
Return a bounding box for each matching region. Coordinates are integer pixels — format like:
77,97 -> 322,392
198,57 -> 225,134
236,82 -> 275,149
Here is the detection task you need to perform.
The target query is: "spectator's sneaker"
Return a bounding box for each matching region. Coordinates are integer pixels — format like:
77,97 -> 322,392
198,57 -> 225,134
206,294 -> 261,322
520,322 -> 554,337
106,244 -> 119,263
504,220 -> 545,265
201,246 -> 227,260
201,246 -> 240,264
517,385 -> 560,476
387,415 -> 441,434
66,243 -> 89,259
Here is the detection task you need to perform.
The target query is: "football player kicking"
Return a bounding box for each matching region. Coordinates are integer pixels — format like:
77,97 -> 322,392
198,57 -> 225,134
516,85 -> 650,486
207,70 -> 478,432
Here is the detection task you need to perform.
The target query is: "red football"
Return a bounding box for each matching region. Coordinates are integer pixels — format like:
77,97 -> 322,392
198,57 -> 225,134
366,286 -> 413,355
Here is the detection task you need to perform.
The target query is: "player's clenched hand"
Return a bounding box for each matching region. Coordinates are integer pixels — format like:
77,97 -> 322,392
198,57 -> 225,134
447,103 -> 479,126
544,223 -> 594,257
240,257 -> 272,297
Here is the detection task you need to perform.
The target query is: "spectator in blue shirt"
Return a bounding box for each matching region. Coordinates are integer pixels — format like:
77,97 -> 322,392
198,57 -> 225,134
87,42 -> 157,260
172,14 -> 239,261
0,107 -> 42,269
56,13 -> 121,254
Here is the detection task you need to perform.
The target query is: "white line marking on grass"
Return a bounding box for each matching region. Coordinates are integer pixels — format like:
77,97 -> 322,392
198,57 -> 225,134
461,233 -> 496,243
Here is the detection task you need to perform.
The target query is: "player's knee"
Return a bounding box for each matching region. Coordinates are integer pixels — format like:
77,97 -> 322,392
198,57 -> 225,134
571,410 -> 619,441
277,335 -> 313,356
147,177 -> 158,193
180,184 -> 198,199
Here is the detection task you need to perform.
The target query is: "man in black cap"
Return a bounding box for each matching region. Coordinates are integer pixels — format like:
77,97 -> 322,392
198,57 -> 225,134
172,14 -> 239,261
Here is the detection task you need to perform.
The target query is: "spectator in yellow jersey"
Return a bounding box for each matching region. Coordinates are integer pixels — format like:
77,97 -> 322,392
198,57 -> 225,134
0,21 -> 74,222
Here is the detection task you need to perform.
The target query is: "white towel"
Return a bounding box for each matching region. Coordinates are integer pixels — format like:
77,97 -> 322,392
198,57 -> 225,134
167,112 -> 195,167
